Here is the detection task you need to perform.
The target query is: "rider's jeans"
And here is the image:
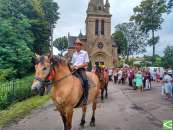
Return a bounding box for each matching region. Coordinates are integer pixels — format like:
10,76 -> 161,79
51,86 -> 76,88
75,68 -> 89,100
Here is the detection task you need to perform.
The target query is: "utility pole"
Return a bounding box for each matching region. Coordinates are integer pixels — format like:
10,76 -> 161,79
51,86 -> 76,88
49,23 -> 53,56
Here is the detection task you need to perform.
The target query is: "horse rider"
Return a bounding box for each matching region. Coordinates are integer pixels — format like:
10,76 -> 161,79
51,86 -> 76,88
71,38 -> 89,105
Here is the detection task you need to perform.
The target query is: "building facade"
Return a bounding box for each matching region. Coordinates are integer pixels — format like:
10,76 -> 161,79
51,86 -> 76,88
67,0 -> 118,67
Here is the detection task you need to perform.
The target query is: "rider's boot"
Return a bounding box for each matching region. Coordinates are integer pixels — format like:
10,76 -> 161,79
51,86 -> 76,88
83,81 -> 89,105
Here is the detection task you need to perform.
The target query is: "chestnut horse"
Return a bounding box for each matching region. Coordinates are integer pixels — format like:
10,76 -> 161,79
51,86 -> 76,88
31,55 -> 100,130
95,66 -> 109,100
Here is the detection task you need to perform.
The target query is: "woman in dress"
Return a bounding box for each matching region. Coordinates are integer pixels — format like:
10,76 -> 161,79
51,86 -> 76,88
135,70 -> 143,92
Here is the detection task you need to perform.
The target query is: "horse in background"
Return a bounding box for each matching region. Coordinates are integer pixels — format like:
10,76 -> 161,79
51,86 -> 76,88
95,66 -> 109,100
31,55 -> 100,130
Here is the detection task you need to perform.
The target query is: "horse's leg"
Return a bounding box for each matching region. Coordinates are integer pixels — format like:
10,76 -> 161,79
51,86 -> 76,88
80,106 -> 87,127
60,112 -> 67,130
101,88 -> 104,101
45,85 -> 48,94
39,86 -> 45,96
66,109 -> 73,130
90,100 -> 96,127
105,83 -> 108,99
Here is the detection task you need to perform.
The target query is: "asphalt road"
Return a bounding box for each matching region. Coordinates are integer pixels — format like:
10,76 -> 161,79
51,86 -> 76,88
1,82 -> 173,130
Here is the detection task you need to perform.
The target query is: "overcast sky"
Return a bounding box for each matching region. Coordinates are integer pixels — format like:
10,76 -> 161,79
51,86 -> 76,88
53,0 -> 173,56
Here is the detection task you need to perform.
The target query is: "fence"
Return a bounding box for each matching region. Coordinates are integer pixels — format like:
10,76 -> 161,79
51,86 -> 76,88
0,79 -> 33,110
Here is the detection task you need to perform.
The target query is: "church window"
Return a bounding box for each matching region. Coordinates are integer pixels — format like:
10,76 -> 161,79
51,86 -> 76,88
95,20 -> 99,35
97,42 -> 104,49
98,6 -> 101,10
101,20 -> 104,35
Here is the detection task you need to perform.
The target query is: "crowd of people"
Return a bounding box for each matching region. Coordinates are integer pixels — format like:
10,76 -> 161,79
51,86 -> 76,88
92,65 -> 173,103
111,67 -> 152,92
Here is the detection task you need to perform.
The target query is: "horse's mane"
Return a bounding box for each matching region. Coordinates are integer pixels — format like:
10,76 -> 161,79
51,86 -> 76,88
35,55 -> 46,65
52,55 -> 67,66
52,55 -> 73,72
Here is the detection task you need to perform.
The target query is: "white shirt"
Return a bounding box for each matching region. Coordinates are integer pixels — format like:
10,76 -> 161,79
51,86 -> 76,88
71,50 -> 89,66
163,74 -> 172,83
118,70 -> 123,80
108,69 -> 113,76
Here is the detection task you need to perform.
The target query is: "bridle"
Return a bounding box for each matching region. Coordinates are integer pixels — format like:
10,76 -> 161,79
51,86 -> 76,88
34,63 -> 78,85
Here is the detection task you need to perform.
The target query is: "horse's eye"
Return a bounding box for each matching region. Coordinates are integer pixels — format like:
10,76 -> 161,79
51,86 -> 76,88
43,67 -> 47,71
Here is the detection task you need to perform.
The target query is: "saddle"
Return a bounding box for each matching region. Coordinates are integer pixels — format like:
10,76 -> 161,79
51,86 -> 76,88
72,71 -> 95,107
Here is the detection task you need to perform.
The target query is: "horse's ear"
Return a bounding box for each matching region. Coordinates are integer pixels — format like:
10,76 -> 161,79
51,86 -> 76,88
34,53 -> 40,64
47,53 -> 51,58
35,53 -> 40,58
47,53 -> 54,64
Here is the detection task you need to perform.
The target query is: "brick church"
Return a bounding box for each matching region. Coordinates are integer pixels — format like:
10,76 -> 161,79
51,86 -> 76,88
66,0 -> 118,67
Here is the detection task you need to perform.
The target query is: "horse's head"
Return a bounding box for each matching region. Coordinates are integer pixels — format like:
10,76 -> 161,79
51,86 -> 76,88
95,67 -> 104,81
31,54 -> 68,96
31,54 -> 52,96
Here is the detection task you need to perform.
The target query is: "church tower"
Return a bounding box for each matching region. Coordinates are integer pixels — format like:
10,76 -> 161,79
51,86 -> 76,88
86,0 -> 117,67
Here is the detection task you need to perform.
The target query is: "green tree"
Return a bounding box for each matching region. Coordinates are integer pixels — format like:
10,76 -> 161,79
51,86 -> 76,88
130,0 -> 173,63
0,19 -> 33,79
114,22 -> 148,62
53,36 -> 68,56
154,55 -> 162,67
162,46 -> 173,69
112,31 -> 127,59
0,0 -> 60,80
29,0 -> 60,54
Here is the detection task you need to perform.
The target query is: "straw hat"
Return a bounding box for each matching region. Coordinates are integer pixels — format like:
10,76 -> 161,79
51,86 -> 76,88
168,70 -> 172,74
75,38 -> 83,46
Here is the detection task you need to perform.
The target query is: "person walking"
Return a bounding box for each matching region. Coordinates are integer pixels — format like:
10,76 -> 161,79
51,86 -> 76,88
134,70 -> 143,92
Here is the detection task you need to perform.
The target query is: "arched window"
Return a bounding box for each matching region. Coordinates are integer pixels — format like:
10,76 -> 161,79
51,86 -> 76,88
95,20 -> 99,35
101,20 -> 104,35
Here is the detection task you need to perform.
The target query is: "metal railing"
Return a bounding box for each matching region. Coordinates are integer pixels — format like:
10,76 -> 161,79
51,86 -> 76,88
0,79 -> 33,110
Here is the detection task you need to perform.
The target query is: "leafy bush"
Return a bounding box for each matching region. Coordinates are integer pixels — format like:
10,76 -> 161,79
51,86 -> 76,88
0,68 -> 16,81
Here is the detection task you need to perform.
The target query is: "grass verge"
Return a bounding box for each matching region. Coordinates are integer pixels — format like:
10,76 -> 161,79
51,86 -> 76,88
0,95 -> 50,127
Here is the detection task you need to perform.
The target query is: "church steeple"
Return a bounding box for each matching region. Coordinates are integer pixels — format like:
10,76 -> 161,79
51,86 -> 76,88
95,0 -> 104,11
87,0 -> 105,12
105,0 -> 110,13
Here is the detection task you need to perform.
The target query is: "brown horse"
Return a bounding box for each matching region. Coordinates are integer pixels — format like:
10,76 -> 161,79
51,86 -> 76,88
95,66 -> 109,100
31,55 -> 100,130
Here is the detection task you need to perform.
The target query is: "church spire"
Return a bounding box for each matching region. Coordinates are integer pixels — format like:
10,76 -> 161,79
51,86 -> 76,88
105,0 -> 110,13
95,0 -> 104,10
87,0 -> 105,12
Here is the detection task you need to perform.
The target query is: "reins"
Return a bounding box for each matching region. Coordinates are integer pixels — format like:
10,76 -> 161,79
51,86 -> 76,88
52,69 -> 77,84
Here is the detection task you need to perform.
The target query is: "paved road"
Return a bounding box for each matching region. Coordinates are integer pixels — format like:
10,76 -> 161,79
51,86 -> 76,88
1,82 -> 173,130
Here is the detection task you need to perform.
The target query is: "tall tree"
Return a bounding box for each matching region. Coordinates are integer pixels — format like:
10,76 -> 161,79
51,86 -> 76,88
162,46 -> 173,69
130,0 -> 173,63
29,0 -> 60,54
53,36 -> 68,56
112,31 -> 127,59
0,0 -> 60,80
0,19 -> 33,79
114,22 -> 148,62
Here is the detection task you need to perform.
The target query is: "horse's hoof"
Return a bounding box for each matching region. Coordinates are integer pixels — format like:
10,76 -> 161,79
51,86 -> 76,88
90,121 -> 95,127
80,120 -> 85,127
101,97 -> 104,101
53,108 -> 58,111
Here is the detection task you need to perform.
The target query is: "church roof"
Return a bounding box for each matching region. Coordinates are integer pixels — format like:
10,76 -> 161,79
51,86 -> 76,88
68,35 -> 86,48
68,36 -> 77,48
